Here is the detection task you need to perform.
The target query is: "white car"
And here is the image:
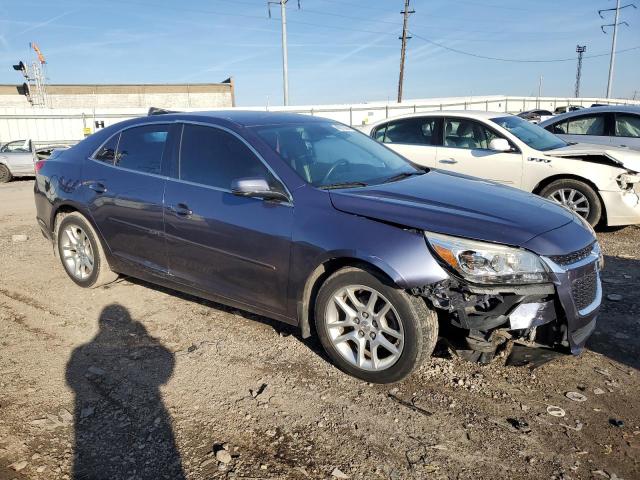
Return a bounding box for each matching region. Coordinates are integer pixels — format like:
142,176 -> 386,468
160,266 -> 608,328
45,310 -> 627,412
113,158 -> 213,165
363,111 -> 640,227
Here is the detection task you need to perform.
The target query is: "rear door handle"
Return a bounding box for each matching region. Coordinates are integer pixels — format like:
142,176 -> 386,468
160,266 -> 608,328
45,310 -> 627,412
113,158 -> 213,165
439,158 -> 458,164
167,203 -> 193,217
88,182 -> 106,194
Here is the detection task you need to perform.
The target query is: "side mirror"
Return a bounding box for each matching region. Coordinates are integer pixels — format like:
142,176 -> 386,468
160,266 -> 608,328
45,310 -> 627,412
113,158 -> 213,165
231,177 -> 289,202
488,138 -> 511,152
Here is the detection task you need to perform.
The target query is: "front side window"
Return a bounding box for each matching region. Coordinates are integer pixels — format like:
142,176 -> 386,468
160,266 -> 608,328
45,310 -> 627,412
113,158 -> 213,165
253,122 -> 420,188
492,115 -> 566,151
0,140 -> 30,153
566,115 -> 606,136
94,133 -> 119,163
615,114 -> 640,138
376,118 -> 437,145
114,124 -> 169,174
179,124 -> 273,190
443,119 -> 499,150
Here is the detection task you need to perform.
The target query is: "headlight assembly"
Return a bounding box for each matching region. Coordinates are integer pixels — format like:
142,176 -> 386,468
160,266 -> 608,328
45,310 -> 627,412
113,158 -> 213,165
425,232 -> 550,285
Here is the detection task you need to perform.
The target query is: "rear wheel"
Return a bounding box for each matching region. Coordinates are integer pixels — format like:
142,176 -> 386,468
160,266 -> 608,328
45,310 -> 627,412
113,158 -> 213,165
56,212 -> 118,288
0,164 -> 12,183
540,179 -> 602,226
314,267 -> 438,383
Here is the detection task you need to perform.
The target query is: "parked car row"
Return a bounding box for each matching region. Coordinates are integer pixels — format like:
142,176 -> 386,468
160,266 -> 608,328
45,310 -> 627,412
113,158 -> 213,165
35,110 -> 606,382
363,111 -> 640,227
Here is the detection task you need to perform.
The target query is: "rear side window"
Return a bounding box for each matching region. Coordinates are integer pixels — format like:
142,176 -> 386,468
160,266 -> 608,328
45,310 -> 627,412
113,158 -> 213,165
375,118 -> 437,145
94,133 -> 119,163
179,124 -> 272,190
115,125 -> 169,174
615,114 -> 640,138
565,115 -> 606,136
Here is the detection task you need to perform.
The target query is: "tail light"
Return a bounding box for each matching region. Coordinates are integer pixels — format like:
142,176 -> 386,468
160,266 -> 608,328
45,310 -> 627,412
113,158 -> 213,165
34,159 -> 46,174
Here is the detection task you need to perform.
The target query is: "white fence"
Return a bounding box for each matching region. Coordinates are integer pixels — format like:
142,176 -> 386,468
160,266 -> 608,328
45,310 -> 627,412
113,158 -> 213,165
1,95 -> 638,146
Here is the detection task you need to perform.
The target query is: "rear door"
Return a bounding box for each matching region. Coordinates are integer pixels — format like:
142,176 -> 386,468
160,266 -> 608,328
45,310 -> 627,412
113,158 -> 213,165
83,123 -> 172,274
548,112 -> 612,147
435,117 -> 523,186
371,117 -> 440,167
163,122 -> 294,316
1,140 -> 35,174
613,112 -> 640,150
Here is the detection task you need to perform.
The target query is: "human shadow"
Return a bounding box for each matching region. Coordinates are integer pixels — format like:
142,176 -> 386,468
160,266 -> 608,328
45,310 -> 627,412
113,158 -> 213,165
65,304 -> 185,480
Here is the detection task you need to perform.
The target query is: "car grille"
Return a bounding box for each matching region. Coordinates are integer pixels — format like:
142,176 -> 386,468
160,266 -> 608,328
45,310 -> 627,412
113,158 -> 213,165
549,243 -> 594,266
571,269 -> 598,311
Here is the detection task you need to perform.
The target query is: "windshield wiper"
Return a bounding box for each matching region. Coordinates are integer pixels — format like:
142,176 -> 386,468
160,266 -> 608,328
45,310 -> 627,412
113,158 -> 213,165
382,170 -> 425,184
319,181 -> 368,190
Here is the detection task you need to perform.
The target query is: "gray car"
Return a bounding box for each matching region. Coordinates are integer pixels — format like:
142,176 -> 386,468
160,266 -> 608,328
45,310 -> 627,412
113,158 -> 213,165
539,105 -> 640,151
0,139 -> 68,182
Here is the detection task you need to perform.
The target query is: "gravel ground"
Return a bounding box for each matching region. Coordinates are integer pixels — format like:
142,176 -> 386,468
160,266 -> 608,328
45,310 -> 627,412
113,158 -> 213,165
0,179 -> 639,480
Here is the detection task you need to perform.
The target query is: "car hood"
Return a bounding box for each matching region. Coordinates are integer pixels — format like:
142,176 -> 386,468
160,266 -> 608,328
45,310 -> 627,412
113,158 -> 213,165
545,142 -> 640,172
329,170 -> 588,255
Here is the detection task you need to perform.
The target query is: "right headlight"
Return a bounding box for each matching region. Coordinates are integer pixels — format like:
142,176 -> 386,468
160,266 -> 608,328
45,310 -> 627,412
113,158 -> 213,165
425,232 -> 550,285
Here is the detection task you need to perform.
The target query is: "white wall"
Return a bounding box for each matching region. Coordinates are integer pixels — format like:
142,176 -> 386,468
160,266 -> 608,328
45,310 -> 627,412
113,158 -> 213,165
1,95 -> 638,145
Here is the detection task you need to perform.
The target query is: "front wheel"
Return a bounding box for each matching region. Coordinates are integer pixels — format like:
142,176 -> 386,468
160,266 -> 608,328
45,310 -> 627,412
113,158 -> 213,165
540,179 -> 602,227
0,164 -> 12,183
314,267 -> 438,383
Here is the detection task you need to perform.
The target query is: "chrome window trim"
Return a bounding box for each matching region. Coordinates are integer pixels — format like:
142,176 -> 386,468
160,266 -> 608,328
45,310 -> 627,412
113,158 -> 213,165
89,121 -> 171,163
87,157 -> 170,181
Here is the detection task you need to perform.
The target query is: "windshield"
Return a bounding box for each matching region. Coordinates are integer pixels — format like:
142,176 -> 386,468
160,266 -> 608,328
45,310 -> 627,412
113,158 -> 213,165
252,122 -> 422,188
491,115 -> 567,151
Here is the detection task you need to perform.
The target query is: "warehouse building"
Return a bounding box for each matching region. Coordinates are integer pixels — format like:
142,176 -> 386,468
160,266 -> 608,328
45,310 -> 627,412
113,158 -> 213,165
0,79 -> 235,110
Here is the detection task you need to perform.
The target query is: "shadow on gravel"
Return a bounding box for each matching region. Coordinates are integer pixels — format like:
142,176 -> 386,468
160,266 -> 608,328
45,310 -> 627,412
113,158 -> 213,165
587,255 -> 640,371
65,304 -> 185,480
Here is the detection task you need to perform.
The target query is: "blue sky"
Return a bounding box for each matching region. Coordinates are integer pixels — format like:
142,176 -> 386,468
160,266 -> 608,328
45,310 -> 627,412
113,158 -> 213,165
0,0 -> 638,106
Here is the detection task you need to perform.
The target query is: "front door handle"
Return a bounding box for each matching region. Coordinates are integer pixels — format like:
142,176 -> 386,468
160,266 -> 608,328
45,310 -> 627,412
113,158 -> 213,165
167,203 -> 193,217
439,158 -> 458,164
88,182 -> 106,194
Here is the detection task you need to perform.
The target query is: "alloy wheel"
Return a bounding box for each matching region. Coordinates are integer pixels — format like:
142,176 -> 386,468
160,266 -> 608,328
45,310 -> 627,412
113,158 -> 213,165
60,224 -> 95,280
548,188 -> 590,218
325,285 -> 404,371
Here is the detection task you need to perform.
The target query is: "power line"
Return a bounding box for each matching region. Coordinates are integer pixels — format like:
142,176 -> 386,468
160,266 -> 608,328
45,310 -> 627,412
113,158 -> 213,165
408,30 -> 640,63
600,0 -> 636,98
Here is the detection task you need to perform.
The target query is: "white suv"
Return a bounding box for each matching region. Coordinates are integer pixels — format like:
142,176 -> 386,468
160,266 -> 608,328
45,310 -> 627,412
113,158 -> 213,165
363,111 -> 640,227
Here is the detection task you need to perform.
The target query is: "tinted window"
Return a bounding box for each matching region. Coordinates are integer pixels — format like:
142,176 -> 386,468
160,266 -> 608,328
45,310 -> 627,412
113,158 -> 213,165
179,124 -> 272,190
115,124 -> 169,174
378,118 -> 436,145
94,133 -> 119,163
548,121 -> 568,134
444,119 -> 499,150
615,114 -> 640,138
566,115 -> 606,136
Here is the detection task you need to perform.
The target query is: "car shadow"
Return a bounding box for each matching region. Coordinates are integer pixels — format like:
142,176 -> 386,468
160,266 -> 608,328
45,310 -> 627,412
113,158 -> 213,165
65,303 -> 186,479
586,255 -> 640,370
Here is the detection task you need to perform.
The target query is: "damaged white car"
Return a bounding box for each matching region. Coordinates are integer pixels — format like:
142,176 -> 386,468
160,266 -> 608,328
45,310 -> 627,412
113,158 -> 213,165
365,111 -> 640,227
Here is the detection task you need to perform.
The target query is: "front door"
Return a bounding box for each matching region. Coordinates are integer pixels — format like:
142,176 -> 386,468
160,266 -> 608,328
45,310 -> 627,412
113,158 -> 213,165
435,117 -> 523,186
83,124 -> 172,273
164,123 -> 293,316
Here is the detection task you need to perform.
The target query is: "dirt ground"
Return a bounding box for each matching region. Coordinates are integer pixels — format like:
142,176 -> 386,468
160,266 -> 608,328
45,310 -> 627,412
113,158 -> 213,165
0,179 -> 638,480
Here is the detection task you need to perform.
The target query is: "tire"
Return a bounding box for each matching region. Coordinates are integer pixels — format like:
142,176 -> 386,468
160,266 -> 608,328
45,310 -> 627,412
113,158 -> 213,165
314,266 -> 438,383
539,179 -> 602,227
55,212 -> 118,288
0,164 -> 12,183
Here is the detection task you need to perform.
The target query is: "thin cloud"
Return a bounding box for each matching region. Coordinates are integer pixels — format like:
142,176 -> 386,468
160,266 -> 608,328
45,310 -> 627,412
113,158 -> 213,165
14,10 -> 76,37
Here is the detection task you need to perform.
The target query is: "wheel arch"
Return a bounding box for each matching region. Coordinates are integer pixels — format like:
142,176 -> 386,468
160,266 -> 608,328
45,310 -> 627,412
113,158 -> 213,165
51,202 -> 113,260
297,256 -> 402,339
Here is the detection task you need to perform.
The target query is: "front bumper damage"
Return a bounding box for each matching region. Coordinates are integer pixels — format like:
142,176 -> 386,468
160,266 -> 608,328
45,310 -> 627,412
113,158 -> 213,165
414,243 -> 602,364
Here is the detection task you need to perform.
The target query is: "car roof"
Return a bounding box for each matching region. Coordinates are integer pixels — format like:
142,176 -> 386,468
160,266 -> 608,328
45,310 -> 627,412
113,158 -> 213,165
144,110 -> 330,127
369,110 -> 511,127
539,104 -> 640,126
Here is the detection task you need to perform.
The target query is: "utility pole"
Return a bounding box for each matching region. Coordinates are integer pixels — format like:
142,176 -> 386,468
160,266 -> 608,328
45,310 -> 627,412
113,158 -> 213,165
397,0 -> 414,103
599,0 -> 636,98
575,45 -> 586,98
268,0 -> 300,106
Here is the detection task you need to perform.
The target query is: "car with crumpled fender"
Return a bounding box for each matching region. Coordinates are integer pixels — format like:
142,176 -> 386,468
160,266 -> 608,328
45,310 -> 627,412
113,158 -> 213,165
34,111 -> 603,383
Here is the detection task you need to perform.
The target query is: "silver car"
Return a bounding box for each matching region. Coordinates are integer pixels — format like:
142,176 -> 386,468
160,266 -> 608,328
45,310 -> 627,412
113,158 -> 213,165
539,105 -> 640,151
0,139 -> 69,183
